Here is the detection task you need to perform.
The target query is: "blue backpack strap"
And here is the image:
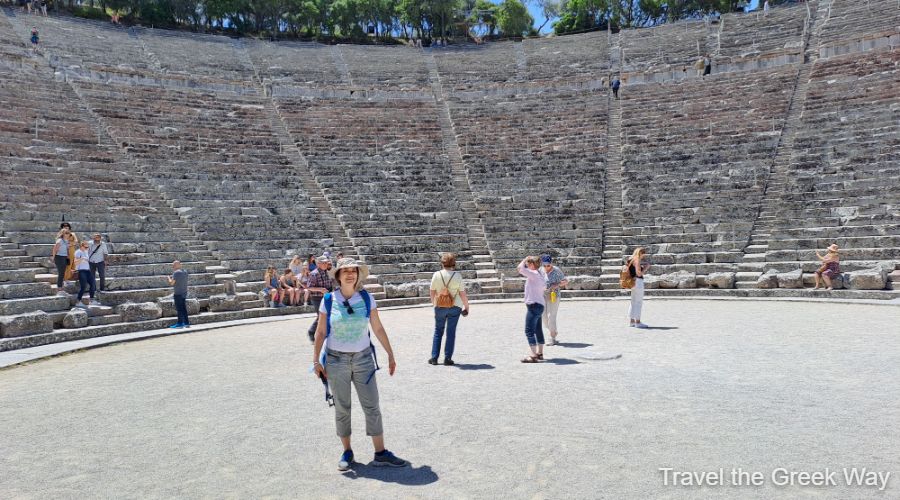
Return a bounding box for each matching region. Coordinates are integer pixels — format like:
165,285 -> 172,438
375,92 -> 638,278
359,290 -> 380,383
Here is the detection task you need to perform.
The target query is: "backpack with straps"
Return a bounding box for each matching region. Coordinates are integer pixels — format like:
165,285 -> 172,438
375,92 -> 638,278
620,260 -> 635,289
435,271 -> 458,308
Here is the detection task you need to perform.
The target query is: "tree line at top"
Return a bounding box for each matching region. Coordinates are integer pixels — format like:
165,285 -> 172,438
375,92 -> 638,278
63,0 -> 790,42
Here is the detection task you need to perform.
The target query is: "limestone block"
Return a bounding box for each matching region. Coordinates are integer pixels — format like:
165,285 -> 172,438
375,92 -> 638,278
567,275 -> 601,290
63,308 -> 89,329
208,294 -> 241,312
233,269 -> 264,283
642,275 -> 660,289
777,269 -> 804,289
384,282 -> 419,299
0,311 -> 53,337
501,277 -> 525,293
116,302 -> 163,322
659,271 -> 697,289
830,274 -> 846,290
463,280 -> 482,295
157,297 -> 201,317
756,269 -> 779,289
705,272 -> 736,289
846,267 -> 888,290
222,279 -> 237,295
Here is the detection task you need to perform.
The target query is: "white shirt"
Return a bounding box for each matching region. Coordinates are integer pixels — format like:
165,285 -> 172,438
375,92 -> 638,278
319,290 -> 378,353
88,241 -> 109,263
74,249 -> 91,271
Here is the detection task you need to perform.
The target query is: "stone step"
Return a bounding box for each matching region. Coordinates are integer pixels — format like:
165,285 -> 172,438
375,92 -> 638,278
2,249 -> 26,257
745,244 -> 768,254
240,300 -> 266,310
741,253 -> 768,262
0,281 -> 53,300
89,314 -> 124,326
0,269 -> 38,284
0,295 -> 70,315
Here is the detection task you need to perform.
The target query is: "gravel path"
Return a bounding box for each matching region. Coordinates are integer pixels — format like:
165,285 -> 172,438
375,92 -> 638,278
1,299 -> 898,499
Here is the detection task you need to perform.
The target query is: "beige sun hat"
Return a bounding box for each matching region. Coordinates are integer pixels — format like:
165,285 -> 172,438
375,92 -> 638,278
328,257 -> 369,292
827,244 -> 840,253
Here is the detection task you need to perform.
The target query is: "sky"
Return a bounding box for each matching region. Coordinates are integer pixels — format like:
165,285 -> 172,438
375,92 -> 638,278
520,0 -> 764,35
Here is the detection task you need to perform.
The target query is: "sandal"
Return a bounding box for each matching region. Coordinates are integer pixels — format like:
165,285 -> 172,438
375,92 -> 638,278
521,355 -> 538,363
535,353 -> 544,361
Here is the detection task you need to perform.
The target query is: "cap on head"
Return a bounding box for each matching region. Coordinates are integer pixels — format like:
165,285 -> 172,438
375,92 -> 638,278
540,254 -> 552,265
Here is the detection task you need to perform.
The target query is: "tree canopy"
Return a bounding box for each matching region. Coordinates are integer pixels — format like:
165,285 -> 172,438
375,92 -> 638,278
66,0 -> 750,41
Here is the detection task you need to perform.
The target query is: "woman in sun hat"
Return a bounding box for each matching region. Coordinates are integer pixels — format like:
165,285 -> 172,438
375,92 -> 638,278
312,257 -> 409,471
813,243 -> 841,290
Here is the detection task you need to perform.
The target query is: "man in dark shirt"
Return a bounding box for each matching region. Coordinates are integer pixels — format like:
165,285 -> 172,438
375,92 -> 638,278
305,255 -> 334,342
167,260 -> 190,329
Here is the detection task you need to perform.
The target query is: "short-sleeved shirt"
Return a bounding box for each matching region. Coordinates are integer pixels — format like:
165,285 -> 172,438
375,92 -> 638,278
306,269 -> 334,299
55,238 -> 69,257
172,269 -> 189,296
88,241 -> 109,263
518,263 -> 546,306
74,249 -> 90,271
319,290 -> 377,353
430,269 -> 464,308
540,266 -> 566,290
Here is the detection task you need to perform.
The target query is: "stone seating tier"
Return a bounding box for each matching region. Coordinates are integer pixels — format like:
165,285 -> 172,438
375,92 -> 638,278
819,1 -> 900,47
716,5 -> 807,60
620,20 -> 712,71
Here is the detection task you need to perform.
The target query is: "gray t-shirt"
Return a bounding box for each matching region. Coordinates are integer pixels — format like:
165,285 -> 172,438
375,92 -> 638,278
172,269 -> 189,296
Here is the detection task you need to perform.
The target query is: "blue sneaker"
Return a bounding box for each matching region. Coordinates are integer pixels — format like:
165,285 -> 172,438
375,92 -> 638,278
338,449 -> 354,471
169,323 -> 183,329
373,449 -> 409,467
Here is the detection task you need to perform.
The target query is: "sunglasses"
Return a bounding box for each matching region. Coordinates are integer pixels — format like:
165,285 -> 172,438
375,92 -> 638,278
343,300 -> 354,315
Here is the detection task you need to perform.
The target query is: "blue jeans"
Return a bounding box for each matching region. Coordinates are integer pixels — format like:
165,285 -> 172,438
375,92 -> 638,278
77,269 -> 95,300
432,306 -> 462,359
525,303 -> 545,346
174,294 -> 190,326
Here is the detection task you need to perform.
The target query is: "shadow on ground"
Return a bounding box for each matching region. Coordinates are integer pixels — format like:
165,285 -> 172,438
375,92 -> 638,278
542,358 -> 580,365
453,363 -> 495,370
342,464 -> 439,485
555,342 -> 593,348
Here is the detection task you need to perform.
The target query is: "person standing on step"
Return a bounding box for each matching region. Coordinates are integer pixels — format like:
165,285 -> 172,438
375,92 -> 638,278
88,232 -> 109,295
813,243 -> 841,290
64,229 -> 79,285
703,54 -> 711,76
626,247 -> 650,329
428,252 -> 470,366
74,240 -> 96,307
167,260 -> 190,329
518,256 -> 546,363
30,27 -> 39,52
305,255 -> 334,342
611,76 -> 621,99
539,255 -> 568,346
51,227 -> 72,292
312,258 -> 408,471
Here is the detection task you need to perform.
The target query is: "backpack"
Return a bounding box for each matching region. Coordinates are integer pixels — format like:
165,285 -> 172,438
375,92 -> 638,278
435,271 -> 458,308
620,260 -> 635,289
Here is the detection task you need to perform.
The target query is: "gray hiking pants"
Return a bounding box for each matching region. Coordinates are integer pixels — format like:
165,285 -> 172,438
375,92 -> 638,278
325,348 -> 383,438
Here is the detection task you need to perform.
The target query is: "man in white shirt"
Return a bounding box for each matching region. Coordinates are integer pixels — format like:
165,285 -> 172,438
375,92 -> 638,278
88,233 -> 109,292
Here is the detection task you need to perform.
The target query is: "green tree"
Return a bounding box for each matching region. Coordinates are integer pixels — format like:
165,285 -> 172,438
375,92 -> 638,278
497,0 -> 532,37
469,0 -> 498,37
531,0 -> 560,33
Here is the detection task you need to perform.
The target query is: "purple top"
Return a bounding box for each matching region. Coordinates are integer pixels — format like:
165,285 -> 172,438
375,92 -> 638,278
518,262 -> 546,306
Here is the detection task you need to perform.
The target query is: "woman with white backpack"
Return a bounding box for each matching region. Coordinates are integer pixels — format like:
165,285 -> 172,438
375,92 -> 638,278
428,253 -> 470,366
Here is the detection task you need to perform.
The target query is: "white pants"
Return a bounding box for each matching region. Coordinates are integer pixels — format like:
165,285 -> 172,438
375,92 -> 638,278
542,290 -> 560,333
628,278 -> 644,320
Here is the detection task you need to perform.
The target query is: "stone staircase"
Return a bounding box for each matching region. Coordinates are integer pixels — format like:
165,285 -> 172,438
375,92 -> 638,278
426,50 -> 502,294
331,45 -> 352,85
514,41 -> 527,81
736,0 -> 832,289
599,44 -> 627,289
